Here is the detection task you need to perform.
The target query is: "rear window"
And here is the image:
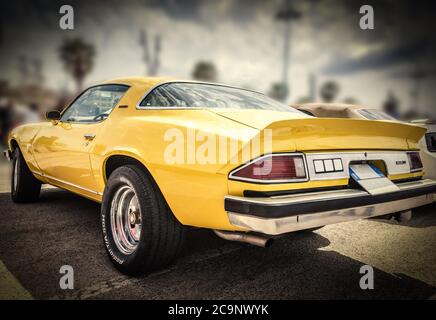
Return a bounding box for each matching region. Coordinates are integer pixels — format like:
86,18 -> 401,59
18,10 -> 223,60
139,82 -> 303,113
358,109 -> 396,121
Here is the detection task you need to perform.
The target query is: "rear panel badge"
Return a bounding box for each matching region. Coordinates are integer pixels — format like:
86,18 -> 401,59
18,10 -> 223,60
313,159 -> 344,173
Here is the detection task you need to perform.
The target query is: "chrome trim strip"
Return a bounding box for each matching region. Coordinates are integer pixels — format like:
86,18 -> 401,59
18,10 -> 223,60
228,153 -> 309,184
32,171 -> 102,196
227,193 -> 434,235
31,170 -> 44,177
135,80 -> 266,110
136,106 -> 205,110
225,179 -> 436,206
226,188 -> 368,206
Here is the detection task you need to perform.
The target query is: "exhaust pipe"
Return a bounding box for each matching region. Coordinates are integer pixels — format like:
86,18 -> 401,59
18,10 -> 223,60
213,230 -> 273,248
393,210 -> 412,223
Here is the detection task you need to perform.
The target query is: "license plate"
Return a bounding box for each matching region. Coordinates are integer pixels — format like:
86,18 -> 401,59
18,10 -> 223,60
349,164 -> 400,195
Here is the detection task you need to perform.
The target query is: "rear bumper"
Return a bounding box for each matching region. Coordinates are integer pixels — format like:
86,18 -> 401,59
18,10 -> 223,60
225,179 -> 436,235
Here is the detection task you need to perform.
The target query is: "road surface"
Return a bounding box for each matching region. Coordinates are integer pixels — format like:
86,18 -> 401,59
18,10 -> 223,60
0,185 -> 435,300
0,159 -> 435,300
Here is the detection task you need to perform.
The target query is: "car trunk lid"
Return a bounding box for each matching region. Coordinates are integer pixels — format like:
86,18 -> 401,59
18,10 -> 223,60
212,109 -> 426,151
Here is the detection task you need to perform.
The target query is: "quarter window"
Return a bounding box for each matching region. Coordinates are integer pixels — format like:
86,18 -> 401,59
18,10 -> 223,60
61,85 -> 129,123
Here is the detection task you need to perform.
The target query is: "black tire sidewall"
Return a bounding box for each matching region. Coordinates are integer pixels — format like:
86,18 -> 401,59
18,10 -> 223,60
101,166 -> 156,273
11,148 -> 41,203
11,149 -> 19,199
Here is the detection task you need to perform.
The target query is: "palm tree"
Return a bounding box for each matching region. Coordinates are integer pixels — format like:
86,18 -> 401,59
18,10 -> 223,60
191,61 -> 217,82
320,81 -> 340,103
59,38 -> 95,92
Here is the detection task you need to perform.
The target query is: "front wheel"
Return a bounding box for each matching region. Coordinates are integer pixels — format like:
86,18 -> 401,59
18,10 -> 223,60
101,165 -> 185,275
11,148 -> 41,203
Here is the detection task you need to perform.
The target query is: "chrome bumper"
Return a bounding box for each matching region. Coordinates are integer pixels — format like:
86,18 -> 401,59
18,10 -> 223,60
3,149 -> 12,162
225,179 -> 436,235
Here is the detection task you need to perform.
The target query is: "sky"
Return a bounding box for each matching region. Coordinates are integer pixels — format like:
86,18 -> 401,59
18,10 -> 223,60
1,0 -> 435,115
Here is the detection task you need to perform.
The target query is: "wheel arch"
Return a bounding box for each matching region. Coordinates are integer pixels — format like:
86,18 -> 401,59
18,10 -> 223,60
9,138 -> 19,152
102,153 -> 184,224
104,153 -> 151,183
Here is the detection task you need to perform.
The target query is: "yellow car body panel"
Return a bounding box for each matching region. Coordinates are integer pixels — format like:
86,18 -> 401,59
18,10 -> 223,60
7,77 -> 428,231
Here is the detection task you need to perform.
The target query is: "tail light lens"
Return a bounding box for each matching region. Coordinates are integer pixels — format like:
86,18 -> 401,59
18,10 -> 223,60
407,152 -> 423,172
230,154 -> 307,183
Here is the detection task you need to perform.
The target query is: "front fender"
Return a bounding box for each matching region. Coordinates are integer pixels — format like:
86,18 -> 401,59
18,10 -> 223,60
7,124 -> 45,175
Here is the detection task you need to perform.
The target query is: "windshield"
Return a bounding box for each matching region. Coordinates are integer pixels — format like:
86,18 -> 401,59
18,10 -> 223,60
139,82 -> 302,113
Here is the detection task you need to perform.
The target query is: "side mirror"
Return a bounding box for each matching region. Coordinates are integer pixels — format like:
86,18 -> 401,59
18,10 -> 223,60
46,110 -> 61,121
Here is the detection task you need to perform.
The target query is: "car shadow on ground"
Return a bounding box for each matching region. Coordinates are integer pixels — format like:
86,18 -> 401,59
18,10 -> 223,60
0,189 -> 435,300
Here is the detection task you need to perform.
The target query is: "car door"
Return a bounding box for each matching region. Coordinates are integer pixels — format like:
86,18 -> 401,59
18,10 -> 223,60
33,84 -> 129,195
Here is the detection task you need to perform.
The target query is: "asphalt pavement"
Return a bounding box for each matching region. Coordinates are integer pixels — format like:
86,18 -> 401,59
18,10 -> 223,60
0,185 -> 435,300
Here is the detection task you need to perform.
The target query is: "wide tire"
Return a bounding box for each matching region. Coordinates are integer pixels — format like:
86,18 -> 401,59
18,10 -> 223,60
11,148 -> 41,203
101,165 -> 185,275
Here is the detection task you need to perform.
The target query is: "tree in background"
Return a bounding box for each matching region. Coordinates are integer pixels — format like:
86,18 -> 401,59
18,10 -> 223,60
139,30 -> 161,76
268,82 -> 288,102
59,38 -> 95,92
320,81 -> 340,103
191,61 -> 217,82
383,91 -> 400,119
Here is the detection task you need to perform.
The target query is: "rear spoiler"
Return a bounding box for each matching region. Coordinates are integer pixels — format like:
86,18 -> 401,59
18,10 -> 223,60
261,118 -> 427,151
219,118 -> 427,173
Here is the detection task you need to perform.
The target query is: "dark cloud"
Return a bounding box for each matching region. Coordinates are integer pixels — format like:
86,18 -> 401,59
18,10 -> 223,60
319,0 -> 436,75
1,0 -> 436,91
323,39 -> 436,75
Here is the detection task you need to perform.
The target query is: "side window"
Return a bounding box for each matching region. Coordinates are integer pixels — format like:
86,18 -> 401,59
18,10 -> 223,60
61,84 -> 129,123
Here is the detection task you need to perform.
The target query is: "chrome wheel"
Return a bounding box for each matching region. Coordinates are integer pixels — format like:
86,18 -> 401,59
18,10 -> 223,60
13,158 -> 18,193
110,185 -> 141,255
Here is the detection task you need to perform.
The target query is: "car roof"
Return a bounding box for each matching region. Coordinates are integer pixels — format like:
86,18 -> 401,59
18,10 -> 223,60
98,77 -> 267,99
102,76 -> 174,88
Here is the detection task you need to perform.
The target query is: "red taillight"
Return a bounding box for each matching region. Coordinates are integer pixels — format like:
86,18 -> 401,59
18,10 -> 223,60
230,154 -> 307,182
407,152 -> 423,172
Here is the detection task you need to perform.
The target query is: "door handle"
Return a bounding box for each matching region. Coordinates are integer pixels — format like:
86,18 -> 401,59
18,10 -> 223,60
84,133 -> 96,140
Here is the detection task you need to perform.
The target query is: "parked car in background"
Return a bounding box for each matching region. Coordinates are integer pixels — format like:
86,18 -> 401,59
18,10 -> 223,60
4,79 -> 436,275
292,103 -> 396,121
410,119 -> 436,180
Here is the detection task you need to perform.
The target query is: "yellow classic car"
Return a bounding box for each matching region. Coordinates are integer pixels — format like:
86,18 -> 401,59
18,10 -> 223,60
5,77 -> 436,275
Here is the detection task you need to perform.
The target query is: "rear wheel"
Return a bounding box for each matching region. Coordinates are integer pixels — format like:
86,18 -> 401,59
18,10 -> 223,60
11,148 -> 41,203
101,165 -> 185,275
